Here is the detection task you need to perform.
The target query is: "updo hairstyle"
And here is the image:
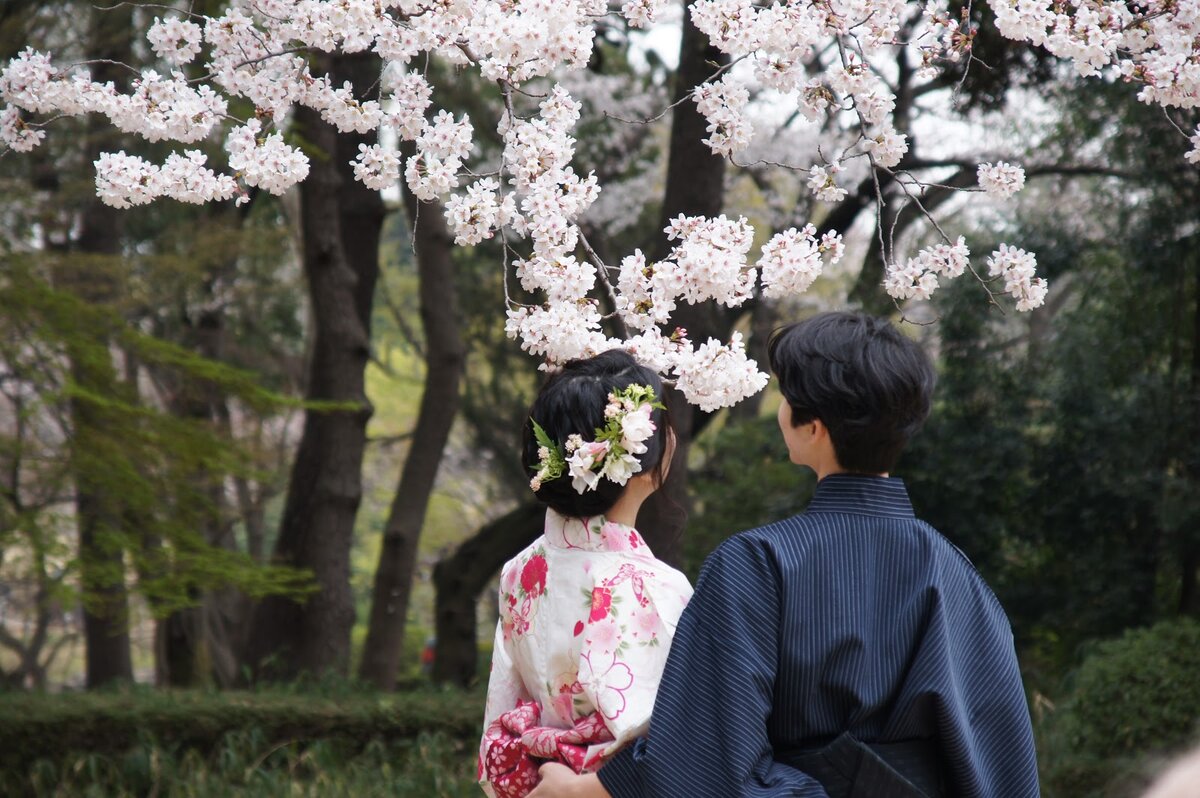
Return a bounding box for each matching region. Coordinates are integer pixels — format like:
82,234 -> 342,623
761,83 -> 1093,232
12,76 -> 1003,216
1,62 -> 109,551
522,349 -> 672,519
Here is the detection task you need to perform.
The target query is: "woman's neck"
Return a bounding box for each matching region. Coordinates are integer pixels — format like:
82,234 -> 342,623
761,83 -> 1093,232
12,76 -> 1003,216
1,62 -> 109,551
604,485 -> 649,528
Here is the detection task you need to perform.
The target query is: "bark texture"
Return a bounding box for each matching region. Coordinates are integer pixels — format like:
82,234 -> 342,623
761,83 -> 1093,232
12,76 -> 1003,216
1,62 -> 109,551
636,3 -> 730,564
70,4 -> 134,689
359,155 -> 466,689
242,52 -> 384,679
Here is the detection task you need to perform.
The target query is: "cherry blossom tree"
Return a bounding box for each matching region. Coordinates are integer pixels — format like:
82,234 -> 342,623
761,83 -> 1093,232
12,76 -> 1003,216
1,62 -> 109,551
5,0 -> 1199,683
7,0 -> 1196,414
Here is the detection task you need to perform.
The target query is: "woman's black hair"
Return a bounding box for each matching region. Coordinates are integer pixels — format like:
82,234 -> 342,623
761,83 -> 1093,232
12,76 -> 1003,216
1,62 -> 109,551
767,312 -> 936,474
522,349 -> 673,518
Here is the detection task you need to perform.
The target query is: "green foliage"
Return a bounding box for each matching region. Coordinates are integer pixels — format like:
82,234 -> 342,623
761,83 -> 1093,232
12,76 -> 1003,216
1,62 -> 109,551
9,732 -> 475,798
899,194 -> 1199,679
685,411 -> 816,580
1038,619 -> 1200,797
3,716 -> 478,797
0,261 -> 313,617
0,686 -> 484,785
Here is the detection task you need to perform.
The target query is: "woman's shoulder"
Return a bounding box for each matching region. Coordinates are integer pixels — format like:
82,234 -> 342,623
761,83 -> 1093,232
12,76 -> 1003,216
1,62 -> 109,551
498,534 -> 553,590
592,554 -> 691,597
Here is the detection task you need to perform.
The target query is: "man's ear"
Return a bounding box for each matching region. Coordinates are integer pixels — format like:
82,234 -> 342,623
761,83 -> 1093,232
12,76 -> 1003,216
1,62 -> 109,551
810,417 -> 830,441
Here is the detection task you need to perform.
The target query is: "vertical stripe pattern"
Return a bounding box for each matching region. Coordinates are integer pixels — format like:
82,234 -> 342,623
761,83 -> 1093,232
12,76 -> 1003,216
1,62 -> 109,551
597,474 -> 1040,798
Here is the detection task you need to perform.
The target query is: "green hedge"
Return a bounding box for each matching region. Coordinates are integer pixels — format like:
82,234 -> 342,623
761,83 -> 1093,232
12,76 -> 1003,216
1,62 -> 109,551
0,687 -> 484,773
1039,618 -> 1200,797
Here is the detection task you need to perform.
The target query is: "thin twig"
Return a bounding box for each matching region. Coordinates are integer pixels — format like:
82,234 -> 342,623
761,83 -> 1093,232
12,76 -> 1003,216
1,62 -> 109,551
577,229 -> 629,340
603,54 -> 749,125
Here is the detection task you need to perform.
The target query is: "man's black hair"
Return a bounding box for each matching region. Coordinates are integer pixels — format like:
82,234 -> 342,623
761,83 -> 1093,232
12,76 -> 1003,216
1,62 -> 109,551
767,312 -> 935,474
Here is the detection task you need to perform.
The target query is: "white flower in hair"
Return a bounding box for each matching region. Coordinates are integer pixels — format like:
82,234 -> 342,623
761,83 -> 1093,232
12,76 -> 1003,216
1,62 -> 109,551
601,451 -> 640,485
529,383 -> 665,494
568,440 -> 610,493
620,404 -> 655,455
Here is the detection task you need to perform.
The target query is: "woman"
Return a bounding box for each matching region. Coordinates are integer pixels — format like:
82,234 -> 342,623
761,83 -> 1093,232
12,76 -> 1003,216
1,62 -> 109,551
479,350 -> 693,798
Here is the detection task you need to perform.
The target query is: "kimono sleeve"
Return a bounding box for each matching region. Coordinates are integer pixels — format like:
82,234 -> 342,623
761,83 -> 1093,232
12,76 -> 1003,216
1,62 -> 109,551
577,559 -> 692,753
597,536 -> 828,798
478,569 -> 533,798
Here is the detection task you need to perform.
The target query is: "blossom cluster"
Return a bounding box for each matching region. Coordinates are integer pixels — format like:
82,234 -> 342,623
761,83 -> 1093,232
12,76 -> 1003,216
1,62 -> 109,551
884,237 -> 971,302
759,225 -> 846,298
978,162 -> 1027,200
6,0 -> 1192,408
986,244 -> 1049,312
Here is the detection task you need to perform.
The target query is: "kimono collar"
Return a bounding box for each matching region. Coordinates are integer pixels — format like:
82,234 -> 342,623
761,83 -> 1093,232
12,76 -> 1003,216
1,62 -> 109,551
806,473 -> 916,519
544,509 -> 651,554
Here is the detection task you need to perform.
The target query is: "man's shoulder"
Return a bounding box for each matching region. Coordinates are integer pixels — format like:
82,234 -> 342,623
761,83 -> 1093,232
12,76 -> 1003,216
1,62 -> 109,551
904,517 -> 1013,621
721,513 -> 999,589
703,513 -> 833,573
722,507 -> 936,550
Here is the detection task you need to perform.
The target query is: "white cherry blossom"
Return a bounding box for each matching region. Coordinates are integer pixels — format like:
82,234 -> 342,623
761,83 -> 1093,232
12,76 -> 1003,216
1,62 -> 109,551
12,0 -> 1182,406
978,162 -> 1027,199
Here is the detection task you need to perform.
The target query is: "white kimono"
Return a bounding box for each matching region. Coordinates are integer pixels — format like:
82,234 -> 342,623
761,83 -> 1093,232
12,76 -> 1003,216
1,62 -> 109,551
479,510 -> 693,797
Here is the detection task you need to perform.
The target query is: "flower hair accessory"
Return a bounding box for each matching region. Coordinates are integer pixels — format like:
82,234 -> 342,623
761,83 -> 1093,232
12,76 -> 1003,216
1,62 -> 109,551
530,384 -> 665,494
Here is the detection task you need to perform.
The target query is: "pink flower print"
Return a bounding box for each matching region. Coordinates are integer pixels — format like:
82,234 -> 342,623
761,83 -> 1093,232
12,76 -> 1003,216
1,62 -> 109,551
629,531 -> 640,549
600,522 -> 633,552
520,554 -> 548,597
633,608 -> 661,639
586,616 -> 620,653
550,678 -> 583,722
550,692 -> 574,724
500,592 -> 518,640
507,594 -> 532,638
573,620 -> 585,637
589,586 -> 613,622
579,650 -> 634,721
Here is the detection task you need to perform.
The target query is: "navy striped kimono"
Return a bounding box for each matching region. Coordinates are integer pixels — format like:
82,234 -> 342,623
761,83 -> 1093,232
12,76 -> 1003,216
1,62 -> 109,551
597,474 -> 1039,798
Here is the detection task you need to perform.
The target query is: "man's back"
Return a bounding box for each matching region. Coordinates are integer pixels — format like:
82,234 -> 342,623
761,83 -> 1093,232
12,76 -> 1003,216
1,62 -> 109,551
757,474 -> 1037,795
598,474 -> 1040,798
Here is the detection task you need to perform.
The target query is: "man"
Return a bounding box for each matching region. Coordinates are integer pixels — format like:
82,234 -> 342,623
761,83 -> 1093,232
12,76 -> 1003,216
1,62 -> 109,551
530,312 -> 1039,797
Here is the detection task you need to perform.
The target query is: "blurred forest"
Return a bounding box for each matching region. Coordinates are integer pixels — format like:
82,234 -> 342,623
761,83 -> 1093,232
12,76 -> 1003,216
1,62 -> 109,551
1,1 -> 1198,796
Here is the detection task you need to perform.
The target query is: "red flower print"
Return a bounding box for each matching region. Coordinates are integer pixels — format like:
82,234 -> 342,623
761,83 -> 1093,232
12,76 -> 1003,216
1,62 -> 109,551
574,620 -> 585,637
521,554 -> 548,597
589,586 -> 612,622
629,531 -> 640,548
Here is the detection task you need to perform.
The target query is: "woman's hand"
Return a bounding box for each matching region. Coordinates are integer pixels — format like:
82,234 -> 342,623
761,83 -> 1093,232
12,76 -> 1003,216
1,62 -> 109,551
527,763 -> 611,798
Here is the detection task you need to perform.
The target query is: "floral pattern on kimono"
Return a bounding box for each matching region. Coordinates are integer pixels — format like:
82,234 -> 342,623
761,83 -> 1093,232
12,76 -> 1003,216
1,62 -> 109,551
479,510 -> 693,798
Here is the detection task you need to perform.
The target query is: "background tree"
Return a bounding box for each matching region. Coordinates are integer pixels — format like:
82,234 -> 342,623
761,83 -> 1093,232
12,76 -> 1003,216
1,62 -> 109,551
243,52 -> 386,680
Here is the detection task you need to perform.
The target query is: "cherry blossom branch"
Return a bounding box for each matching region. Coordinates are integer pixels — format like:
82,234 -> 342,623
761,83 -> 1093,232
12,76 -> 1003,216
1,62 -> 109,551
577,229 -> 630,339
603,54 -> 748,125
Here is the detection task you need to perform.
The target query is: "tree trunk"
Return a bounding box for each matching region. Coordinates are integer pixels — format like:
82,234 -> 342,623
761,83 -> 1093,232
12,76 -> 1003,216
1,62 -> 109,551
69,3 -> 134,689
636,4 -> 730,562
242,52 -> 384,680
359,153 -> 465,689
432,502 -> 544,687
158,302 -> 241,687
